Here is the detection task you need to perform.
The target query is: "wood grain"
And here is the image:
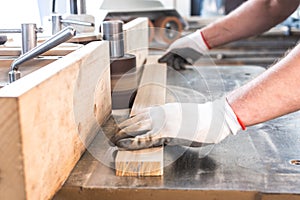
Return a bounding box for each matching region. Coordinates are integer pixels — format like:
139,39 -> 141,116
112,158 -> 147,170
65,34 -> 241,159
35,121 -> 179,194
115,56 -> 167,176
115,148 -> 164,176
0,41 -> 111,199
130,62 -> 166,116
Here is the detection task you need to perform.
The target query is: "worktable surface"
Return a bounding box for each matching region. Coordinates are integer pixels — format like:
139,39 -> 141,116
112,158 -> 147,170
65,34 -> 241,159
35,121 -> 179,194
54,65 -> 300,200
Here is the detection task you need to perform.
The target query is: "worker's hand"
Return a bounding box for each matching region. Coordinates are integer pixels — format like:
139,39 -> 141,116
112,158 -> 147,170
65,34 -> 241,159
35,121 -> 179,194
158,30 -> 210,70
112,98 -> 242,150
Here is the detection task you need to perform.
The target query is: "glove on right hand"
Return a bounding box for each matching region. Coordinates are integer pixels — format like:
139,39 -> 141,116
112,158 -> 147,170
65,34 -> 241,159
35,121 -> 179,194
112,97 -> 242,150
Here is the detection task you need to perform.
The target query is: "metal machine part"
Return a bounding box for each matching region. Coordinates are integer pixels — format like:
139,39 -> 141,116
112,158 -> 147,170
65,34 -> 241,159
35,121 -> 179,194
102,20 -> 125,58
60,19 -> 94,27
70,0 -> 86,14
0,35 -> 7,45
9,26 -> 76,83
154,16 -> 182,44
51,14 -> 94,34
51,0 -> 93,34
0,29 -> 22,34
8,70 -> 21,83
102,20 -> 137,109
110,54 -> 137,74
52,15 -> 63,35
21,23 -> 38,54
0,23 -> 43,54
110,54 -> 137,109
99,0 -> 188,45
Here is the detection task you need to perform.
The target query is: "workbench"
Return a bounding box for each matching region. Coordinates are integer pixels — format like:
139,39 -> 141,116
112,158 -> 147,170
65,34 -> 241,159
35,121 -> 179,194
54,64 -> 300,200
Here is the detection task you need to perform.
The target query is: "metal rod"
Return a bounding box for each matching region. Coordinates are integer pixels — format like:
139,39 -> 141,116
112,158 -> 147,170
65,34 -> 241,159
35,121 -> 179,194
60,19 -> 94,27
0,29 -> 21,33
10,26 -> 76,71
52,0 -> 56,13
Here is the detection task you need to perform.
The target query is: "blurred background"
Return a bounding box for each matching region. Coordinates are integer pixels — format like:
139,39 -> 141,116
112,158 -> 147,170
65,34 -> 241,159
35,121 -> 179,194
1,0 -> 298,29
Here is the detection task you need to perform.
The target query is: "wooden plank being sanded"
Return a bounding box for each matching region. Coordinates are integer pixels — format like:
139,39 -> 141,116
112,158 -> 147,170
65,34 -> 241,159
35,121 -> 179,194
0,41 -> 111,200
115,56 -> 167,176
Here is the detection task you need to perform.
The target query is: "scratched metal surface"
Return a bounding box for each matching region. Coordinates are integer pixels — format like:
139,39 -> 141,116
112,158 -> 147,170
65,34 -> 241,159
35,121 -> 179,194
54,66 -> 300,200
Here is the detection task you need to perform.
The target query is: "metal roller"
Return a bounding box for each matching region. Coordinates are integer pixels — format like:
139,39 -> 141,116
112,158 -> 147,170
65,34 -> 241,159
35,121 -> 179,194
154,16 -> 183,44
110,54 -> 137,109
111,72 -> 138,92
111,89 -> 137,110
102,20 -> 125,58
102,20 -> 138,109
110,54 -> 136,75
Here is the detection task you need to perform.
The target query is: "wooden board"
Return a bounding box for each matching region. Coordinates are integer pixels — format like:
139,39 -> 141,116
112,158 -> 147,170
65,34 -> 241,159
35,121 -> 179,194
115,148 -> 164,176
115,56 -> 167,176
0,41 -> 111,200
124,17 -> 149,69
130,59 -> 166,116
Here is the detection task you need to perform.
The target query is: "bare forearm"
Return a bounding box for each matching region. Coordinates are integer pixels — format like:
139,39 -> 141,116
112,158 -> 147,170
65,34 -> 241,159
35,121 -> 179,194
201,0 -> 299,48
227,43 -> 300,126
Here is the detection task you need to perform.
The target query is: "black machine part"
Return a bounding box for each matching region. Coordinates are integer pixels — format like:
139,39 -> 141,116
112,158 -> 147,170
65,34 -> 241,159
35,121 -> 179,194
0,35 -> 7,45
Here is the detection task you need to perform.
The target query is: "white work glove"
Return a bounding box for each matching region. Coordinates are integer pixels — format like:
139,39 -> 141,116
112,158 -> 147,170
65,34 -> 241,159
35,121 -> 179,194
112,97 -> 243,150
158,30 -> 210,70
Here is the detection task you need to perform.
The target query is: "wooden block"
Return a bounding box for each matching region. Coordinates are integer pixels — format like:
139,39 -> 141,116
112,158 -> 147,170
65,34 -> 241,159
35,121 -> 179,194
0,41 -> 111,199
115,58 -> 167,176
115,148 -> 164,176
124,17 -> 149,69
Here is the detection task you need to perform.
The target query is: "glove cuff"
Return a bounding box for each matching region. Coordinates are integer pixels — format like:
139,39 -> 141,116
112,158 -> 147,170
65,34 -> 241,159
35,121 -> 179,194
200,31 -> 212,50
186,30 -> 210,53
224,98 -> 246,135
